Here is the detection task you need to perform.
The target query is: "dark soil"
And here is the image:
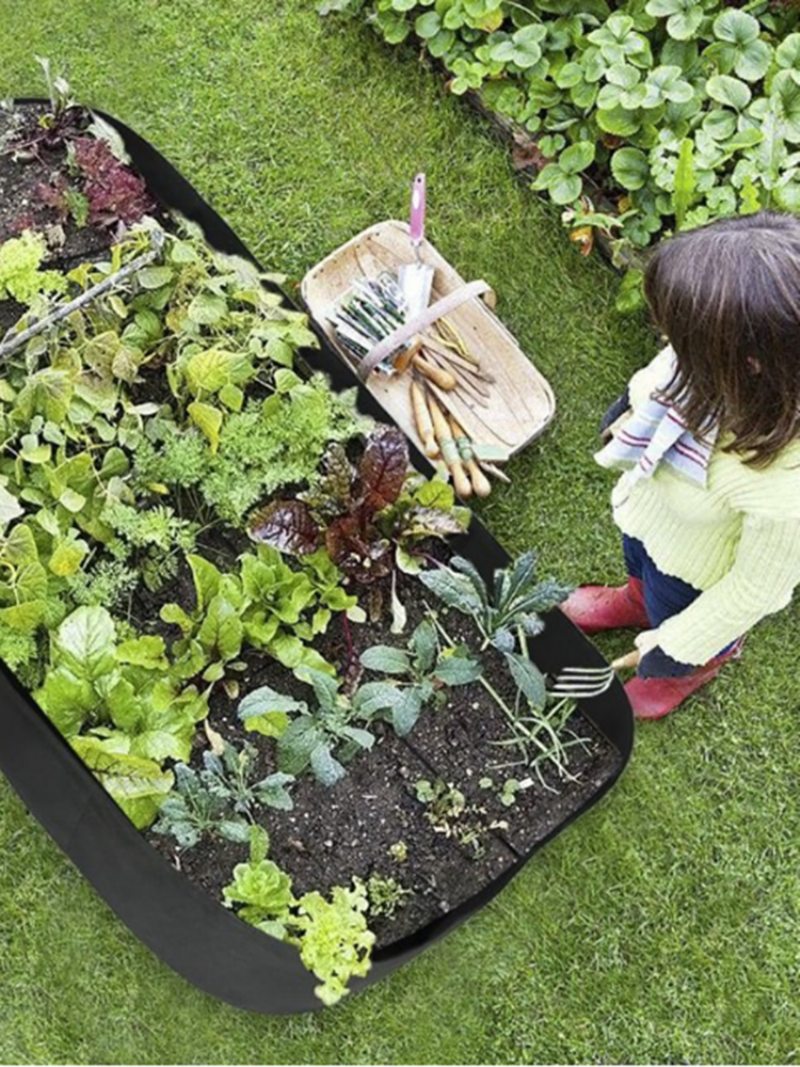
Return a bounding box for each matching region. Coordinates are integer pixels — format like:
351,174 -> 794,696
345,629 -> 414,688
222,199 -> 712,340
146,552 -> 623,949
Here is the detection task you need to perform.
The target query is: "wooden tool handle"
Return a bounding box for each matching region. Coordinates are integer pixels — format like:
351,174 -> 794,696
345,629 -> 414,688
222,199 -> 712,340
413,355 -> 457,391
449,416 -> 491,498
428,395 -> 472,498
611,650 -> 641,671
479,461 -> 511,485
393,336 -> 423,374
410,378 -> 438,458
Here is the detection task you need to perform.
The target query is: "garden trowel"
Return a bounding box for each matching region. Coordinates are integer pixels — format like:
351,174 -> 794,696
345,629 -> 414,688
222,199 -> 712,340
398,172 -> 435,320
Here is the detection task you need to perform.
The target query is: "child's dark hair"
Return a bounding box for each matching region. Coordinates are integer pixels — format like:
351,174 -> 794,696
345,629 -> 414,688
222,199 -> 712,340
644,211 -> 800,467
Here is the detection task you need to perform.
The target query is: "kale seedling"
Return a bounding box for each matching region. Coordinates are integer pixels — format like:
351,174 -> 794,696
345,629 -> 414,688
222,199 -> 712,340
420,552 -> 585,781
151,742 -> 296,849
238,668 -> 378,787
153,761 -> 250,850
357,617 -> 482,736
419,551 -> 571,654
152,742 -> 295,849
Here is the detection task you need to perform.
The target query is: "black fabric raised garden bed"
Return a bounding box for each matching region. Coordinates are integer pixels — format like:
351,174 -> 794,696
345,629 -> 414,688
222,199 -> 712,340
0,100 -> 633,1014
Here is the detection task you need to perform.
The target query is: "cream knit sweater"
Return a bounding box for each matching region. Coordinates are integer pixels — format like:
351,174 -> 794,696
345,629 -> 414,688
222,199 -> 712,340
599,348 -> 800,665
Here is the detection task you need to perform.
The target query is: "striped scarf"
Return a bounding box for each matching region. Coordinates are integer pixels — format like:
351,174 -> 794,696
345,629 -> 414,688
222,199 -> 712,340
595,351 -> 717,488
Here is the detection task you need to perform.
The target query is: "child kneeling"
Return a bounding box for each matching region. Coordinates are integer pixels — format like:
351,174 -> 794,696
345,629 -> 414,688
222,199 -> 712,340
563,212 -> 800,719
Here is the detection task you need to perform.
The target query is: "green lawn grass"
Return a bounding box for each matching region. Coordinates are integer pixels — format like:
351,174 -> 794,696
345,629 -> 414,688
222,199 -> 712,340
0,2 -> 798,1063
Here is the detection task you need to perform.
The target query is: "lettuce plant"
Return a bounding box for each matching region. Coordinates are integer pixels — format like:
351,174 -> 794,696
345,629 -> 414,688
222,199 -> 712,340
161,546 -> 353,682
288,880 -> 375,1007
222,827 -> 295,937
71,136 -> 155,228
222,828 -> 376,1004
0,231 -> 66,306
34,605 -> 208,824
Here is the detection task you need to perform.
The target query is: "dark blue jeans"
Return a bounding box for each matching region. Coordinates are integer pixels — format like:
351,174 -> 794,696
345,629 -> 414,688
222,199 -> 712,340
622,535 -> 734,677
622,535 -> 702,629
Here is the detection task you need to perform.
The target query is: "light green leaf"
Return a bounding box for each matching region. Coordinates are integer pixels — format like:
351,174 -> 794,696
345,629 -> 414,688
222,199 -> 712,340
72,737 -> 173,829
137,265 -> 173,290
611,147 -> 650,190
188,291 -> 227,325
706,74 -> 751,111
55,606 -> 116,682
415,11 -> 440,38
188,400 -> 223,454
58,487 -> 86,514
359,645 -> 412,675
560,141 -> 596,174
673,137 -> 697,229
0,483 -> 23,530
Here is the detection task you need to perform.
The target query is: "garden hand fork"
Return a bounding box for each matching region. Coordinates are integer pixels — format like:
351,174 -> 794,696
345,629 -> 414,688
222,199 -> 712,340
547,650 -> 640,699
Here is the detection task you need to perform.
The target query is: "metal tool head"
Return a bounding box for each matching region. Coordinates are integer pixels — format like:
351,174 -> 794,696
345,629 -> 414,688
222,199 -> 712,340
547,664 -> 616,700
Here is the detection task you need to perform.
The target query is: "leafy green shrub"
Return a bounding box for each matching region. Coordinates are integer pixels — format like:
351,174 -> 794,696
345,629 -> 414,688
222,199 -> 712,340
321,0 -> 800,262
161,546 -> 355,682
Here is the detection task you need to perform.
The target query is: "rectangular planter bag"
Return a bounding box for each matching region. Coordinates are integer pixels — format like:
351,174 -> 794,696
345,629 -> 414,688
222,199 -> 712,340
0,102 -> 634,1015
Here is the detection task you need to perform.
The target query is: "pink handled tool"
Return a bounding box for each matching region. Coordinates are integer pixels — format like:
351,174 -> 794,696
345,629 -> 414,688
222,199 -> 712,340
399,172 -> 434,317
409,173 -> 427,260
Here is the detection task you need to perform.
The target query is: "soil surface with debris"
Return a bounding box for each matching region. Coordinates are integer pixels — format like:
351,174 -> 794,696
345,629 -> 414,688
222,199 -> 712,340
146,554 -> 622,950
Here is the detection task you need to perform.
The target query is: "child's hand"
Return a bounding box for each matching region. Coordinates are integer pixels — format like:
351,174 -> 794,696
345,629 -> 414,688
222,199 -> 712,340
610,633 -> 660,672
635,629 -> 660,656
635,629 -> 696,678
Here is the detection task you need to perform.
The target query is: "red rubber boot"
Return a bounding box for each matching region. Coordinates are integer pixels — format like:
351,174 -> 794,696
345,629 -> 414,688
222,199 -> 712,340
560,577 -> 650,635
626,640 -> 745,720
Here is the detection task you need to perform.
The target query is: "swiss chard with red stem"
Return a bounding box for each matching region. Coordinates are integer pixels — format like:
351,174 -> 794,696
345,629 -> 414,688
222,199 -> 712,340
248,428 -> 469,604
